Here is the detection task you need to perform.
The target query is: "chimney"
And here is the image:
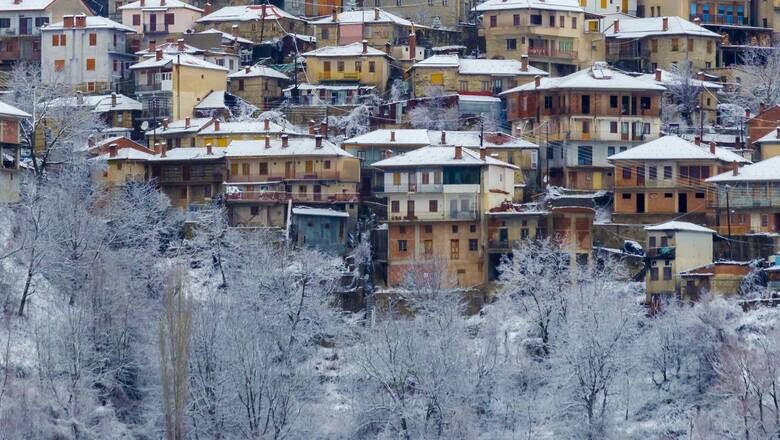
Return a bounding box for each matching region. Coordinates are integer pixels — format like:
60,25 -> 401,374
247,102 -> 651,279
315,134 -> 323,149
109,143 -> 118,158
154,142 -> 160,155
308,119 -> 316,134
709,141 -> 716,155
655,68 -> 662,82
12,0 -> 20,4
264,135 -> 271,148
232,24 -> 239,37
159,143 -> 167,157
732,160 -> 739,176
760,102 -> 766,114
385,42 -> 391,55
320,120 -> 327,137
149,40 -> 156,53
776,125 -> 780,139
206,143 -> 213,155
697,71 -> 704,81
362,39 -> 368,54
390,130 -> 395,141
521,54 -> 528,72
155,49 -> 163,61
440,130 -> 446,144
185,117 -> 190,128
281,134 -> 289,148
694,135 -> 701,145
177,38 -> 184,52
214,119 -> 220,131
75,14 -> 86,27
264,118 -> 270,131
63,15 -> 74,28
332,7 -> 338,22
76,90 -> 83,105
454,145 -> 462,159
662,17 -> 668,31
162,118 -> 168,130
479,147 -> 486,161
139,0 -> 144,6
408,32 -> 416,61
374,7 -> 380,20
244,65 -> 251,74
260,4 -> 266,16
160,0 -> 165,5
534,75 -> 541,88
111,92 -> 117,107
203,1 -> 211,15
693,17 -> 700,25
745,108 -> 751,119
613,19 -> 619,33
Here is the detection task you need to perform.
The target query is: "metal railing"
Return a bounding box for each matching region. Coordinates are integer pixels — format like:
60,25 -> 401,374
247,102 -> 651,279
225,190 -> 360,203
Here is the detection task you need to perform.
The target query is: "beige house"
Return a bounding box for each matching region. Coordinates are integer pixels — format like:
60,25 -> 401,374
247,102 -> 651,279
119,0 -> 202,51
409,54 -> 548,97
227,65 -> 289,110
302,41 -> 393,93
94,144 -> 153,186
195,4 -> 308,42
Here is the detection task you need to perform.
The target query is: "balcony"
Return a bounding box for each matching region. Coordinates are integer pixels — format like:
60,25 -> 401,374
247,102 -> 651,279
528,46 -> 578,59
388,209 -> 478,222
383,183 -> 444,193
225,190 -> 360,203
646,247 -> 675,260
692,14 -> 748,26
143,23 -> 170,34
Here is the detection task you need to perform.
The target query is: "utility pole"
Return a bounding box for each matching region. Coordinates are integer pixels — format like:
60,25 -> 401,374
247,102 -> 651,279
725,184 -> 732,259
152,95 -> 158,147
697,104 -> 703,139
479,113 -> 484,147
545,121 -> 550,187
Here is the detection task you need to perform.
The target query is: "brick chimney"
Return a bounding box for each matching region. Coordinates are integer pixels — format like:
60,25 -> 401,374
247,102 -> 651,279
694,135 -> 701,145
260,4 -> 266,17
776,125 -> 780,138
203,1 -> 211,15
613,19 -> 619,33
374,7 -> 380,20
214,119 -> 220,131
155,49 -> 163,61
362,39 -> 368,54
177,38 -> 184,52
109,143 -> 118,157
308,119 -> 315,134
315,134 -> 323,149
662,17 -> 668,31
264,118 -> 270,131
332,7 -> 338,22
732,160 -> 739,176
159,142 -> 167,157
709,141 -> 716,155
440,130 -> 446,144
206,143 -> 213,155
534,75 -> 541,88
390,130 -> 395,141
232,24 -> 239,37
162,118 -> 168,130
185,116 -> 190,128
111,92 -> 117,107
160,0 -> 165,6
63,15 -> 74,28
745,108 -> 751,119
697,71 -> 704,81
281,134 -> 289,148
693,17 -> 700,25
320,120 -> 327,137
75,14 -> 86,27
408,32 -> 416,61
521,54 -> 528,72
149,40 -> 156,53
454,145 -> 462,159
264,135 -> 271,148
479,147 -> 486,161
139,0 -> 144,6
385,42 -> 391,55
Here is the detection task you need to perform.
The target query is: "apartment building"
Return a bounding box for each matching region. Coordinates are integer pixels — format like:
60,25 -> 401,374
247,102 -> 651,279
227,65 -> 289,109
706,156 -> 780,234
302,41 -> 393,93
502,62 -> 665,190
195,4 -> 307,43
604,16 -> 720,73
41,15 -> 135,92
0,101 -> 30,203
474,0 -> 604,76
608,135 -> 750,225
373,145 -> 517,287
0,0 -> 92,70
223,135 -> 360,228
119,0 -> 202,52
147,144 -> 225,209
409,54 -> 548,98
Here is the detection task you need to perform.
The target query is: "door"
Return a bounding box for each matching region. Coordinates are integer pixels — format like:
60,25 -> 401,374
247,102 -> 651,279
636,193 -> 645,213
636,166 -> 645,186
499,228 -> 509,247
678,193 -> 688,213
621,0 -> 628,11
313,184 -> 322,201
149,13 -> 157,32
19,17 -> 31,35
305,160 -> 313,174
407,200 -> 415,219
593,171 -> 602,189
408,171 -> 416,192
323,61 -> 331,80
285,161 -> 293,178
775,214 -> 780,233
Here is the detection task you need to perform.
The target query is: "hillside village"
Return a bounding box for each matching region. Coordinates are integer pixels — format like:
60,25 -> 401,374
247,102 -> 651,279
3,0 -> 780,436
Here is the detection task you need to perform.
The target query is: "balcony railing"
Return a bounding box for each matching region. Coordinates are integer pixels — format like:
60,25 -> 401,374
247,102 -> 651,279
225,190 -> 360,203
143,23 -> 170,34
528,47 -> 577,59
691,14 -> 747,26
383,183 -> 444,193
228,170 -> 348,183
646,247 -> 675,259
387,209 -> 478,222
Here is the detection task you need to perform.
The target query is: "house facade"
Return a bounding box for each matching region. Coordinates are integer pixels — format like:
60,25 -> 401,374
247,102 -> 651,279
302,41 -> 393,93
194,4 -> 307,44
119,0 -> 202,52
0,101 -> 30,203
147,144 -> 225,209
227,65 -> 289,110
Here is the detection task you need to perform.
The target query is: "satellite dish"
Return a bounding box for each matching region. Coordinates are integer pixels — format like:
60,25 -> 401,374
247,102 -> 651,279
140,121 -> 149,131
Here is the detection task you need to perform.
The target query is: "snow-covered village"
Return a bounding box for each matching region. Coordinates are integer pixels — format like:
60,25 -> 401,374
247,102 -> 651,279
4,0 -> 780,438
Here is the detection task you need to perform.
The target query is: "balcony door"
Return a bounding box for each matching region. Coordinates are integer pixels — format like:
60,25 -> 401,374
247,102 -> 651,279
407,200 -> 415,219
149,13 -> 157,32
19,17 -> 31,35
408,172 -> 416,192
314,184 -> 322,201
285,161 -> 293,178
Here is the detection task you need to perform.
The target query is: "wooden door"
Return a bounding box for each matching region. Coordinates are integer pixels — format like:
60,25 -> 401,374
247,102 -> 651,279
149,13 -> 157,32
285,161 -> 293,178
314,184 -> 322,201
407,200 -> 415,219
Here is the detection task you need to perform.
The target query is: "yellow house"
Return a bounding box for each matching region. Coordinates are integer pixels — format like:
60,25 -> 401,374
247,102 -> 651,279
604,16 -> 720,73
130,51 -> 228,123
754,127 -> 780,161
227,65 -> 289,110
145,117 -> 302,149
194,4 -> 308,42
302,41 -> 393,93
474,0 -> 605,76
409,54 -> 548,97
94,144 -> 153,186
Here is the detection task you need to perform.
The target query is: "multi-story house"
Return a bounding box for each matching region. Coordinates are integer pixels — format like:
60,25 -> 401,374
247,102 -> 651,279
0,0 -> 92,70
502,62 -> 666,190
748,105 -> 780,158
302,41 -> 393,93
41,15 -> 135,93
706,156 -> 780,234
136,39 -> 240,72
753,127 -> 780,161
50,92 -> 142,135
474,0 -> 604,76
604,16 -> 720,73
644,220 -> 715,304
227,65 -> 289,110
223,135 -> 360,228
195,4 -> 307,43
359,0 -> 470,28
143,116 -> 299,149
93,142 -> 153,186
189,27 -> 255,65
373,145 -> 518,287
129,50 -> 228,127
580,0 -> 636,15
283,83 -> 378,106
0,100 -> 30,203
119,0 -> 202,52
637,68 -> 722,128
608,135 -> 750,225
147,144 -> 225,209
409,54 -> 548,98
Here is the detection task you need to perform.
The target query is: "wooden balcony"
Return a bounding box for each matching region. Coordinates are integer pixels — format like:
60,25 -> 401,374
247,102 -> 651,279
225,190 -> 360,203
646,247 -> 675,260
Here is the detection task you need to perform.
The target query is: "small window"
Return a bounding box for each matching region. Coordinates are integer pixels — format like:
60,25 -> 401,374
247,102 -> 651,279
337,61 -> 344,72
571,17 -> 577,28
695,192 -> 705,199
0,18 -> 10,28
664,193 -> 673,198
622,166 -> 631,179
429,200 -> 438,212
489,15 -> 497,27
610,95 -> 618,108
450,239 -> 459,260
399,226 -> 406,234
368,61 -> 376,73
621,193 -> 631,199
687,38 -> 693,51
640,97 -> 651,109
85,58 -> 95,71
355,61 -> 362,72
663,267 -> 672,280
398,240 -> 408,252
650,267 -> 659,280
132,14 -> 140,25
610,121 -> 618,133
452,225 -> 459,234
470,224 -> 477,233
242,163 -> 249,175
506,38 -> 517,50
513,14 -> 520,25
651,39 -> 658,53
238,79 -> 244,91
424,225 -> 433,233
468,239 -> 478,251
258,162 -> 268,174
391,200 -> 400,212
89,33 -> 96,46
54,59 -> 64,71
671,38 -> 679,51
250,206 -> 259,215
607,146 -> 615,156
164,13 -> 175,25
649,236 -> 656,248
663,166 -> 672,179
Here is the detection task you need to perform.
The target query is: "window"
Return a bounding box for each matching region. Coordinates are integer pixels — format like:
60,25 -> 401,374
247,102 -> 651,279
650,267 -> 659,280
132,14 -> 140,25
559,15 -> 564,27
544,95 -> 553,109
259,162 -> 268,174
582,121 -> 590,133
607,146 -> 615,156
54,59 -> 64,71
610,121 -> 618,133
230,163 -> 239,176
571,17 -> 576,28
671,38 -> 679,51
52,34 -> 59,46
660,236 -> 668,247
649,166 -> 657,180
0,18 -> 10,28
391,200 -> 400,212
398,240 -> 408,252
421,172 -> 429,185
762,215 -> 769,227
513,14 -> 520,25
324,160 -> 331,169
581,95 -> 590,114
651,39 -> 657,53
430,73 -> 443,85
687,38 -> 693,51
393,172 -> 401,185
578,146 -> 592,165
452,225 -> 459,234
506,38 -> 517,50
707,40 -> 713,54
663,266 -> 672,280
695,192 -> 705,199
649,236 -> 656,248
429,200 -> 438,212
113,33 -> 117,47
321,29 -> 329,40
35,17 -> 48,27
424,240 -> 433,255
610,95 -> 618,108
424,225 -> 433,234
86,58 -> 95,71
250,206 -> 259,215
450,239 -> 459,259
459,80 -> 468,91
640,96 -> 651,109
470,224 -> 477,233
530,14 -> 542,25
164,13 -> 174,25
355,61 -> 361,72
337,61 -> 344,72
89,33 -> 96,46
622,166 -> 631,179
369,61 -> 376,72
489,15 -> 497,27
468,239 -> 478,251
242,163 -> 250,175
663,166 -> 672,179
549,15 -> 555,26
664,193 -> 673,198
399,226 -> 406,234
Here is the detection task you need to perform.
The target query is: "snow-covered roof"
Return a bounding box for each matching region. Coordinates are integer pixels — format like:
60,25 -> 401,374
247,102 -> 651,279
645,221 -> 716,234
607,135 -> 750,163
225,137 -> 354,158
92,94 -> 143,112
474,0 -> 583,13
147,147 -> 226,161
129,53 -> 229,71
193,90 -> 227,110
343,129 -> 538,149
284,83 -> 376,92
413,55 -> 548,77
755,129 -> 780,144
196,28 -> 255,45
135,41 -> 202,56
458,95 -> 501,103
0,0 -> 81,12
292,206 -> 349,218
43,15 -> 135,32
228,64 -> 289,80
99,148 -> 155,161
198,120 -> 291,135
119,0 -> 201,11
500,62 -> 665,94
372,145 -> 519,169
636,69 -> 722,90
302,42 -> 389,58
197,4 -> 302,23
604,16 -> 720,39
145,117 -> 213,136
0,100 -> 30,119
706,156 -> 780,183
312,9 -> 429,28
